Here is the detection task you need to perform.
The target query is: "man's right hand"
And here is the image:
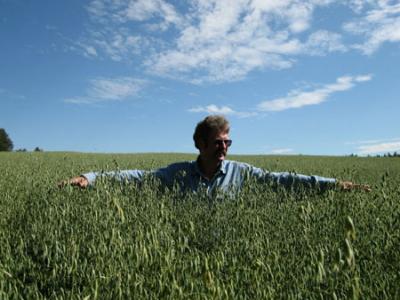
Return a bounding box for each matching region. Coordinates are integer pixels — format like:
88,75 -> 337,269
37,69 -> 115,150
58,176 -> 89,188
337,181 -> 371,192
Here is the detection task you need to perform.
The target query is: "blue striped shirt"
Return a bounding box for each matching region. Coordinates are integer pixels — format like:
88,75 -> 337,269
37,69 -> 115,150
83,159 -> 336,196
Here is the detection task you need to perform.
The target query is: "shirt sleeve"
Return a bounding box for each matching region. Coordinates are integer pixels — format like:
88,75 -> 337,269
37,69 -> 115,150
82,163 -> 185,187
246,164 -> 337,191
82,169 -> 150,186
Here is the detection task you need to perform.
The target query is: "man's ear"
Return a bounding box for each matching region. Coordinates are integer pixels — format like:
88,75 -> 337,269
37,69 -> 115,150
197,139 -> 207,151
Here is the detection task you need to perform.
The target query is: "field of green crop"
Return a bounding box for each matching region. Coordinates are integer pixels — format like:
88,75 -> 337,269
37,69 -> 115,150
1,152 -> 399,299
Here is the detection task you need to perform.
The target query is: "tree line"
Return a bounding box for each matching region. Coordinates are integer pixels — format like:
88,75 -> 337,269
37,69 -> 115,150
0,128 -> 43,152
0,128 -> 13,151
349,152 -> 400,158
2,127 -> 398,156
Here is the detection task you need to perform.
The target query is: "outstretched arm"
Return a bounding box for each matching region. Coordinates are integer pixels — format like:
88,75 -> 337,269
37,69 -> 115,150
59,169 -> 148,188
337,180 -> 371,192
244,163 -> 371,192
59,176 -> 89,188
58,163 -> 185,189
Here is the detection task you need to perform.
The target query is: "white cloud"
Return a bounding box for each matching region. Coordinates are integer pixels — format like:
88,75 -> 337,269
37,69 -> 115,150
304,30 -> 347,55
354,74 -> 373,82
146,0 -> 338,83
270,148 -> 294,155
80,28 -> 146,62
0,88 -> 26,100
189,74 -> 372,117
81,1 -> 400,83
82,44 -> 98,58
257,74 -> 372,112
346,0 -> 372,13
357,140 -> 400,155
348,137 -> 400,145
83,0 -> 353,83
349,137 -> 400,155
344,1 -> 400,54
87,0 -> 185,29
123,0 -> 184,29
86,0 -> 106,19
82,0 -> 179,62
65,77 -> 146,104
188,104 -> 256,118
189,104 -> 235,115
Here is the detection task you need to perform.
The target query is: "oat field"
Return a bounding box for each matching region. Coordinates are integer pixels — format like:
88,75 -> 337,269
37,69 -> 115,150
1,152 -> 399,299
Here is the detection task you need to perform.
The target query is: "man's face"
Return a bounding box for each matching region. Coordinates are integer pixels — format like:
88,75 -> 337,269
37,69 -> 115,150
199,130 -> 231,164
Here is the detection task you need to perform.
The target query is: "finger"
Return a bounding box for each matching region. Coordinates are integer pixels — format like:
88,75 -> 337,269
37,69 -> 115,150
363,185 -> 372,192
57,181 -> 66,188
58,177 -> 85,188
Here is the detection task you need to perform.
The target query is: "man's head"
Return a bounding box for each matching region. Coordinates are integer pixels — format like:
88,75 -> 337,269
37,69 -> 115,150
193,115 -> 232,164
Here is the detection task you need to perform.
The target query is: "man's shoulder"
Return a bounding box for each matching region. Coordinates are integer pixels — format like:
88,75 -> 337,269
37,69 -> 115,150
223,160 -> 255,170
223,160 -> 266,178
164,161 -> 195,171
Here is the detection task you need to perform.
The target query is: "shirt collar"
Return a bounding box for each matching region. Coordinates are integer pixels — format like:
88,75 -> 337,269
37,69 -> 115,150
193,156 -> 227,177
220,159 -> 227,174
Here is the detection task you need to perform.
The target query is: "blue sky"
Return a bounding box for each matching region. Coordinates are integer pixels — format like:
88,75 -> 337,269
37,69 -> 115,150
1,0 -> 399,155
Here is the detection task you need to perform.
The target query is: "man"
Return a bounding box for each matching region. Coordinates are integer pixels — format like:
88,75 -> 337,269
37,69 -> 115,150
62,115 -> 371,194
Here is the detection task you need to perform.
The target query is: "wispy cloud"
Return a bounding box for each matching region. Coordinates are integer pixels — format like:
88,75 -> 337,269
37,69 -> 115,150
80,0 -> 357,83
349,137 -> 400,155
65,77 -> 146,104
145,0 -> 335,83
188,104 -> 256,118
81,0 -> 183,62
124,0 -> 184,29
0,87 -> 26,100
257,74 -> 372,112
79,1 -> 400,84
87,0 -> 184,28
347,137 -> 400,146
78,29 -> 145,62
270,148 -> 295,155
303,30 -> 347,55
344,2 -> 400,54
188,74 -> 372,116
357,140 -> 400,155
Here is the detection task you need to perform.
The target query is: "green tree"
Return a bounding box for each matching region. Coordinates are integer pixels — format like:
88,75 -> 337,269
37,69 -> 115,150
0,128 -> 13,151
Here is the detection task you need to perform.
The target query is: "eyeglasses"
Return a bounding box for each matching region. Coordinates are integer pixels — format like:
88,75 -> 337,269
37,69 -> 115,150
214,139 -> 232,147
